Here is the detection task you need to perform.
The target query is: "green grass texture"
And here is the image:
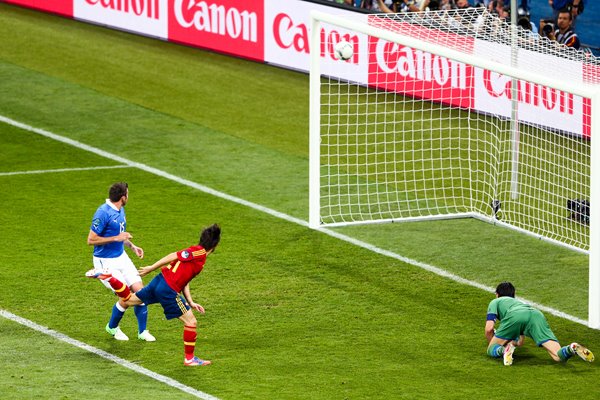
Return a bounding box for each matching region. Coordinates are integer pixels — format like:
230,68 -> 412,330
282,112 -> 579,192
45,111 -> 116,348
0,3 -> 598,399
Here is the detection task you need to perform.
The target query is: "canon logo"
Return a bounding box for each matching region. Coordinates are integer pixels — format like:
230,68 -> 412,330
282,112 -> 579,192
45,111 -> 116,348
483,70 -> 574,113
174,0 -> 257,42
85,0 -> 159,19
376,41 -> 466,89
273,13 -> 360,64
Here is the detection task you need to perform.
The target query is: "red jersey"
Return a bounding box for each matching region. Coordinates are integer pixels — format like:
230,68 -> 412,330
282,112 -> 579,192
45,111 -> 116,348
161,245 -> 207,293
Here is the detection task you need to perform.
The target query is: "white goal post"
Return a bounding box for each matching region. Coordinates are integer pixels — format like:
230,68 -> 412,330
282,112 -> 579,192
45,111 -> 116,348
308,9 -> 600,327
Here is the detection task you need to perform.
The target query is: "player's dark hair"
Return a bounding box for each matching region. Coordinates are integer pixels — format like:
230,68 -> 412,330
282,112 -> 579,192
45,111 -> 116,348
200,224 -> 221,252
496,281 -> 515,298
109,182 -> 128,202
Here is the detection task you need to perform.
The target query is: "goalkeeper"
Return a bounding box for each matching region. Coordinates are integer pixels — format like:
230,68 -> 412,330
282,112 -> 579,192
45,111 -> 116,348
485,281 -> 594,366
87,224 -> 221,367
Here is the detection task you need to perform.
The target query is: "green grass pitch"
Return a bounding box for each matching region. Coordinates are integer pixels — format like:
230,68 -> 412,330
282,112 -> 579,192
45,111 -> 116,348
0,3 -> 599,399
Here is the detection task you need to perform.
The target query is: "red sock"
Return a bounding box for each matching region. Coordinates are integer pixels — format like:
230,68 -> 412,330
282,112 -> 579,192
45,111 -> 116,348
183,325 -> 197,359
108,277 -> 131,301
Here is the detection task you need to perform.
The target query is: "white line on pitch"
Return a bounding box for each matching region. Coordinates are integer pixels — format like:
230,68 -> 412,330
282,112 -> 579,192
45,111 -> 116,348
0,115 -> 590,385
0,165 -> 131,176
0,309 -> 218,400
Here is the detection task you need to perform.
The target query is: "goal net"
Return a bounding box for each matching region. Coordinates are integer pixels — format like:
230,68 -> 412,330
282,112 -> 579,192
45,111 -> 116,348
309,8 -> 600,326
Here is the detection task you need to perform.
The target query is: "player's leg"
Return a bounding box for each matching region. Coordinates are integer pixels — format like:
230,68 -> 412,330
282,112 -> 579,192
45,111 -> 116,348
487,336 -> 515,366
540,340 -> 563,362
129,281 -> 154,341
525,310 -> 593,362
87,258 -> 133,340
179,308 -> 211,366
542,340 -> 595,362
105,282 -> 142,340
488,315 -> 521,366
119,253 -> 155,342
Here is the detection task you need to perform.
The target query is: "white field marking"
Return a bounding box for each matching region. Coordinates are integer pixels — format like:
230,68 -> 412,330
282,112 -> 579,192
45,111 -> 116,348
0,309 -> 219,400
0,117 -> 590,325
0,165 -> 130,176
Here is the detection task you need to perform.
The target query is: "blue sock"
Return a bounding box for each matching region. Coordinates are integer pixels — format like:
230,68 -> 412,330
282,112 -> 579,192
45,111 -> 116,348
134,304 -> 148,333
558,345 -> 573,361
108,302 -> 126,329
487,344 -> 503,358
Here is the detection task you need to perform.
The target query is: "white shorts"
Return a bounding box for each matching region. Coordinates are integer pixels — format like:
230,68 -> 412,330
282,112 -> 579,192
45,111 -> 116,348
93,252 -> 142,291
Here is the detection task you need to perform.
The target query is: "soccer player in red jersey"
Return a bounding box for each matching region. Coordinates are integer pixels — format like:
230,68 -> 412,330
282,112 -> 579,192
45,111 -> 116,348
87,224 -> 221,366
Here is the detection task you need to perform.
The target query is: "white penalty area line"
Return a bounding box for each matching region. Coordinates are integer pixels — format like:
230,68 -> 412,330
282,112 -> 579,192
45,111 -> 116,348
0,309 -> 218,400
0,165 -> 131,176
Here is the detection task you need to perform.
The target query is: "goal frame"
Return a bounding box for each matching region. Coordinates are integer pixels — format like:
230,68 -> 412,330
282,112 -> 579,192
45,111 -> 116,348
308,10 -> 600,328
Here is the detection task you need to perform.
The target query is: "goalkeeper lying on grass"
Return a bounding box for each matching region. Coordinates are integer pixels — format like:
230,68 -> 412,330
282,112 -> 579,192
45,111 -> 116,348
485,281 -> 594,366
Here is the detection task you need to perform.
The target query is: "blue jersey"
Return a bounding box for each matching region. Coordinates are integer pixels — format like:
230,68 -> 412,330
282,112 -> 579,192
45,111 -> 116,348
90,200 -> 126,258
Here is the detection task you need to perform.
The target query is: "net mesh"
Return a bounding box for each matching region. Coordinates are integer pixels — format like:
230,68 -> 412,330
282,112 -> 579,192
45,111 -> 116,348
316,9 -> 599,252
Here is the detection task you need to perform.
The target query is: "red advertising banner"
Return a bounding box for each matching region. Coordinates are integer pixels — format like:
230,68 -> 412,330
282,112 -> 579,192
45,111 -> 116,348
5,0 -> 73,16
368,37 -> 474,109
364,16 -> 474,109
168,0 -> 264,62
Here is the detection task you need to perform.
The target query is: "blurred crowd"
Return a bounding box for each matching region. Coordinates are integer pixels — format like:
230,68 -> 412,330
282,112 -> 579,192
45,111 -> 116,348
327,0 -> 587,51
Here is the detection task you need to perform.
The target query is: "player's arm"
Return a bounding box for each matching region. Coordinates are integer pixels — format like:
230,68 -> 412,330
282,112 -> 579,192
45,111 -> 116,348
182,284 -> 205,314
485,318 -> 496,343
138,251 -> 178,277
87,229 -> 132,246
124,239 -> 144,259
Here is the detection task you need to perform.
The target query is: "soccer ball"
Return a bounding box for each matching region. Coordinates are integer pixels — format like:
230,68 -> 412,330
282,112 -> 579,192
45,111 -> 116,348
334,41 -> 354,61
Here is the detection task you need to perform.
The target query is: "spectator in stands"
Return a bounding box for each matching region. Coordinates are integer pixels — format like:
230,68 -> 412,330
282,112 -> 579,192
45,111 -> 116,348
517,15 -> 539,39
488,0 -> 503,16
455,0 -> 471,9
376,0 -> 396,12
376,0 -> 430,12
543,8 -> 580,49
439,0 -> 455,10
359,0 -> 374,9
362,0 -> 396,11
549,0 -> 584,28
517,6 -> 538,34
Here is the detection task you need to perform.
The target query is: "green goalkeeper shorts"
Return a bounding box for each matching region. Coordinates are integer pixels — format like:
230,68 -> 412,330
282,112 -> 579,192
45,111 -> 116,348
496,309 -> 558,346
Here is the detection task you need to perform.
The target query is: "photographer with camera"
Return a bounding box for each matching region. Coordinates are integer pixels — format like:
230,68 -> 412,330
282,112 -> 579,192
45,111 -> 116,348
540,8 -> 580,49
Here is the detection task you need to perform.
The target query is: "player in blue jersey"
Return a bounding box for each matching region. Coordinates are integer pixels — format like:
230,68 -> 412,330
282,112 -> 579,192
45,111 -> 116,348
485,282 -> 593,366
86,182 -> 155,342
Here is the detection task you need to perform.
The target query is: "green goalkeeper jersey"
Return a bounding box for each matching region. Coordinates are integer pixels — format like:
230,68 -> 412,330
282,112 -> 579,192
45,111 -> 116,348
487,296 -> 532,321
